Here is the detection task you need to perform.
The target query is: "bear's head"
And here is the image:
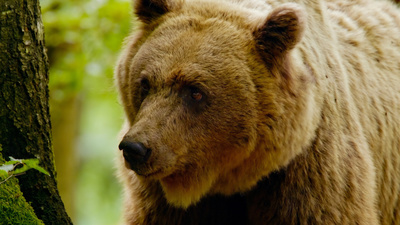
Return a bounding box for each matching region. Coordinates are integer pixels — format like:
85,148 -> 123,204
116,0 -> 317,208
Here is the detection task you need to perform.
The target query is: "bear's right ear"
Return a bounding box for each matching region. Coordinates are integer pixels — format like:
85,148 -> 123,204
134,0 -> 182,24
253,3 -> 306,65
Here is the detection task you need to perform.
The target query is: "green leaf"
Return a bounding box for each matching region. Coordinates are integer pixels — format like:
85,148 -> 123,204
11,158 -> 50,176
8,156 -> 20,161
4,160 -> 21,165
21,158 -> 40,167
13,165 -> 31,175
4,156 -> 23,165
32,166 -> 50,176
0,157 -> 50,176
23,159 -> 50,175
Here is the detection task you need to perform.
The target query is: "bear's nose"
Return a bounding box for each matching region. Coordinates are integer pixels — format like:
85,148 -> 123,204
118,140 -> 151,171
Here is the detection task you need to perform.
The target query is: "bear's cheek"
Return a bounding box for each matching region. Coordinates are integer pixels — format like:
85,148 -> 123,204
158,143 -> 249,182
158,159 -> 219,205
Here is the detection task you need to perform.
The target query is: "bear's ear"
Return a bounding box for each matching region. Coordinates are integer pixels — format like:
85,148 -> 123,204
253,3 -> 306,64
134,0 -> 182,24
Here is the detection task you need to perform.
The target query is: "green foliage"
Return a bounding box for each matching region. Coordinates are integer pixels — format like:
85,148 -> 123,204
0,157 -> 50,185
40,0 -> 132,100
0,147 -> 44,225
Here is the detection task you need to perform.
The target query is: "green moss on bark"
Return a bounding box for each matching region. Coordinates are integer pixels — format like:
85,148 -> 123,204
0,147 -> 44,225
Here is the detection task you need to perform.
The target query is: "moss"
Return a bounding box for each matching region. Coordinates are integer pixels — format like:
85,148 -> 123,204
0,146 -> 44,225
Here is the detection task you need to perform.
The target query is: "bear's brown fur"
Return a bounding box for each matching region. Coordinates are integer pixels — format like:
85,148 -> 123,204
115,0 -> 400,224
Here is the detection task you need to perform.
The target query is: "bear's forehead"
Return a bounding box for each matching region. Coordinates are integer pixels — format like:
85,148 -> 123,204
149,15 -> 249,47
181,0 -> 271,28
132,0 -> 272,69
133,20 -> 254,80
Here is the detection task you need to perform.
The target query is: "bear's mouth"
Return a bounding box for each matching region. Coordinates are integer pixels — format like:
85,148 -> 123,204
131,164 -> 177,180
135,168 -> 162,177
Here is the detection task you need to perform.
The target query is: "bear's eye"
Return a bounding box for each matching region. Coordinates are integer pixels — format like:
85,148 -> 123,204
181,85 -> 208,112
186,86 -> 205,103
140,78 -> 150,97
190,88 -> 203,102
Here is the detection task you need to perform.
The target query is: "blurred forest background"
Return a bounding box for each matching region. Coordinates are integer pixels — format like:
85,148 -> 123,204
40,0 -> 132,224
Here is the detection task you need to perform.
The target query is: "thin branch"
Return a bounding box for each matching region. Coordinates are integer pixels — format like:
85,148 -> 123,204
0,174 -> 16,185
0,171 -> 26,185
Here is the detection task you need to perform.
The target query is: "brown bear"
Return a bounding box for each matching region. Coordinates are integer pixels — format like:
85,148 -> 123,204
115,0 -> 400,224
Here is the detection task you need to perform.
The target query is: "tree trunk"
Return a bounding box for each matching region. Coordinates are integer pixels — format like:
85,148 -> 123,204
0,0 -> 72,224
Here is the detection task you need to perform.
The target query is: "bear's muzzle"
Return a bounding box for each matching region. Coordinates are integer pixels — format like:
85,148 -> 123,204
119,140 -> 151,173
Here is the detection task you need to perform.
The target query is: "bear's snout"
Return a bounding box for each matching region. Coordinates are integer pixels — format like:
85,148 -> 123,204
119,139 -> 151,173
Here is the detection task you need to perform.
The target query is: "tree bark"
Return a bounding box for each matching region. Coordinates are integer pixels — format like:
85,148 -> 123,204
0,0 -> 72,224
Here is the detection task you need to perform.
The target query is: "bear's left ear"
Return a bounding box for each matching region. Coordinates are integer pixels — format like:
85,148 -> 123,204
253,3 -> 306,64
134,0 -> 183,25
